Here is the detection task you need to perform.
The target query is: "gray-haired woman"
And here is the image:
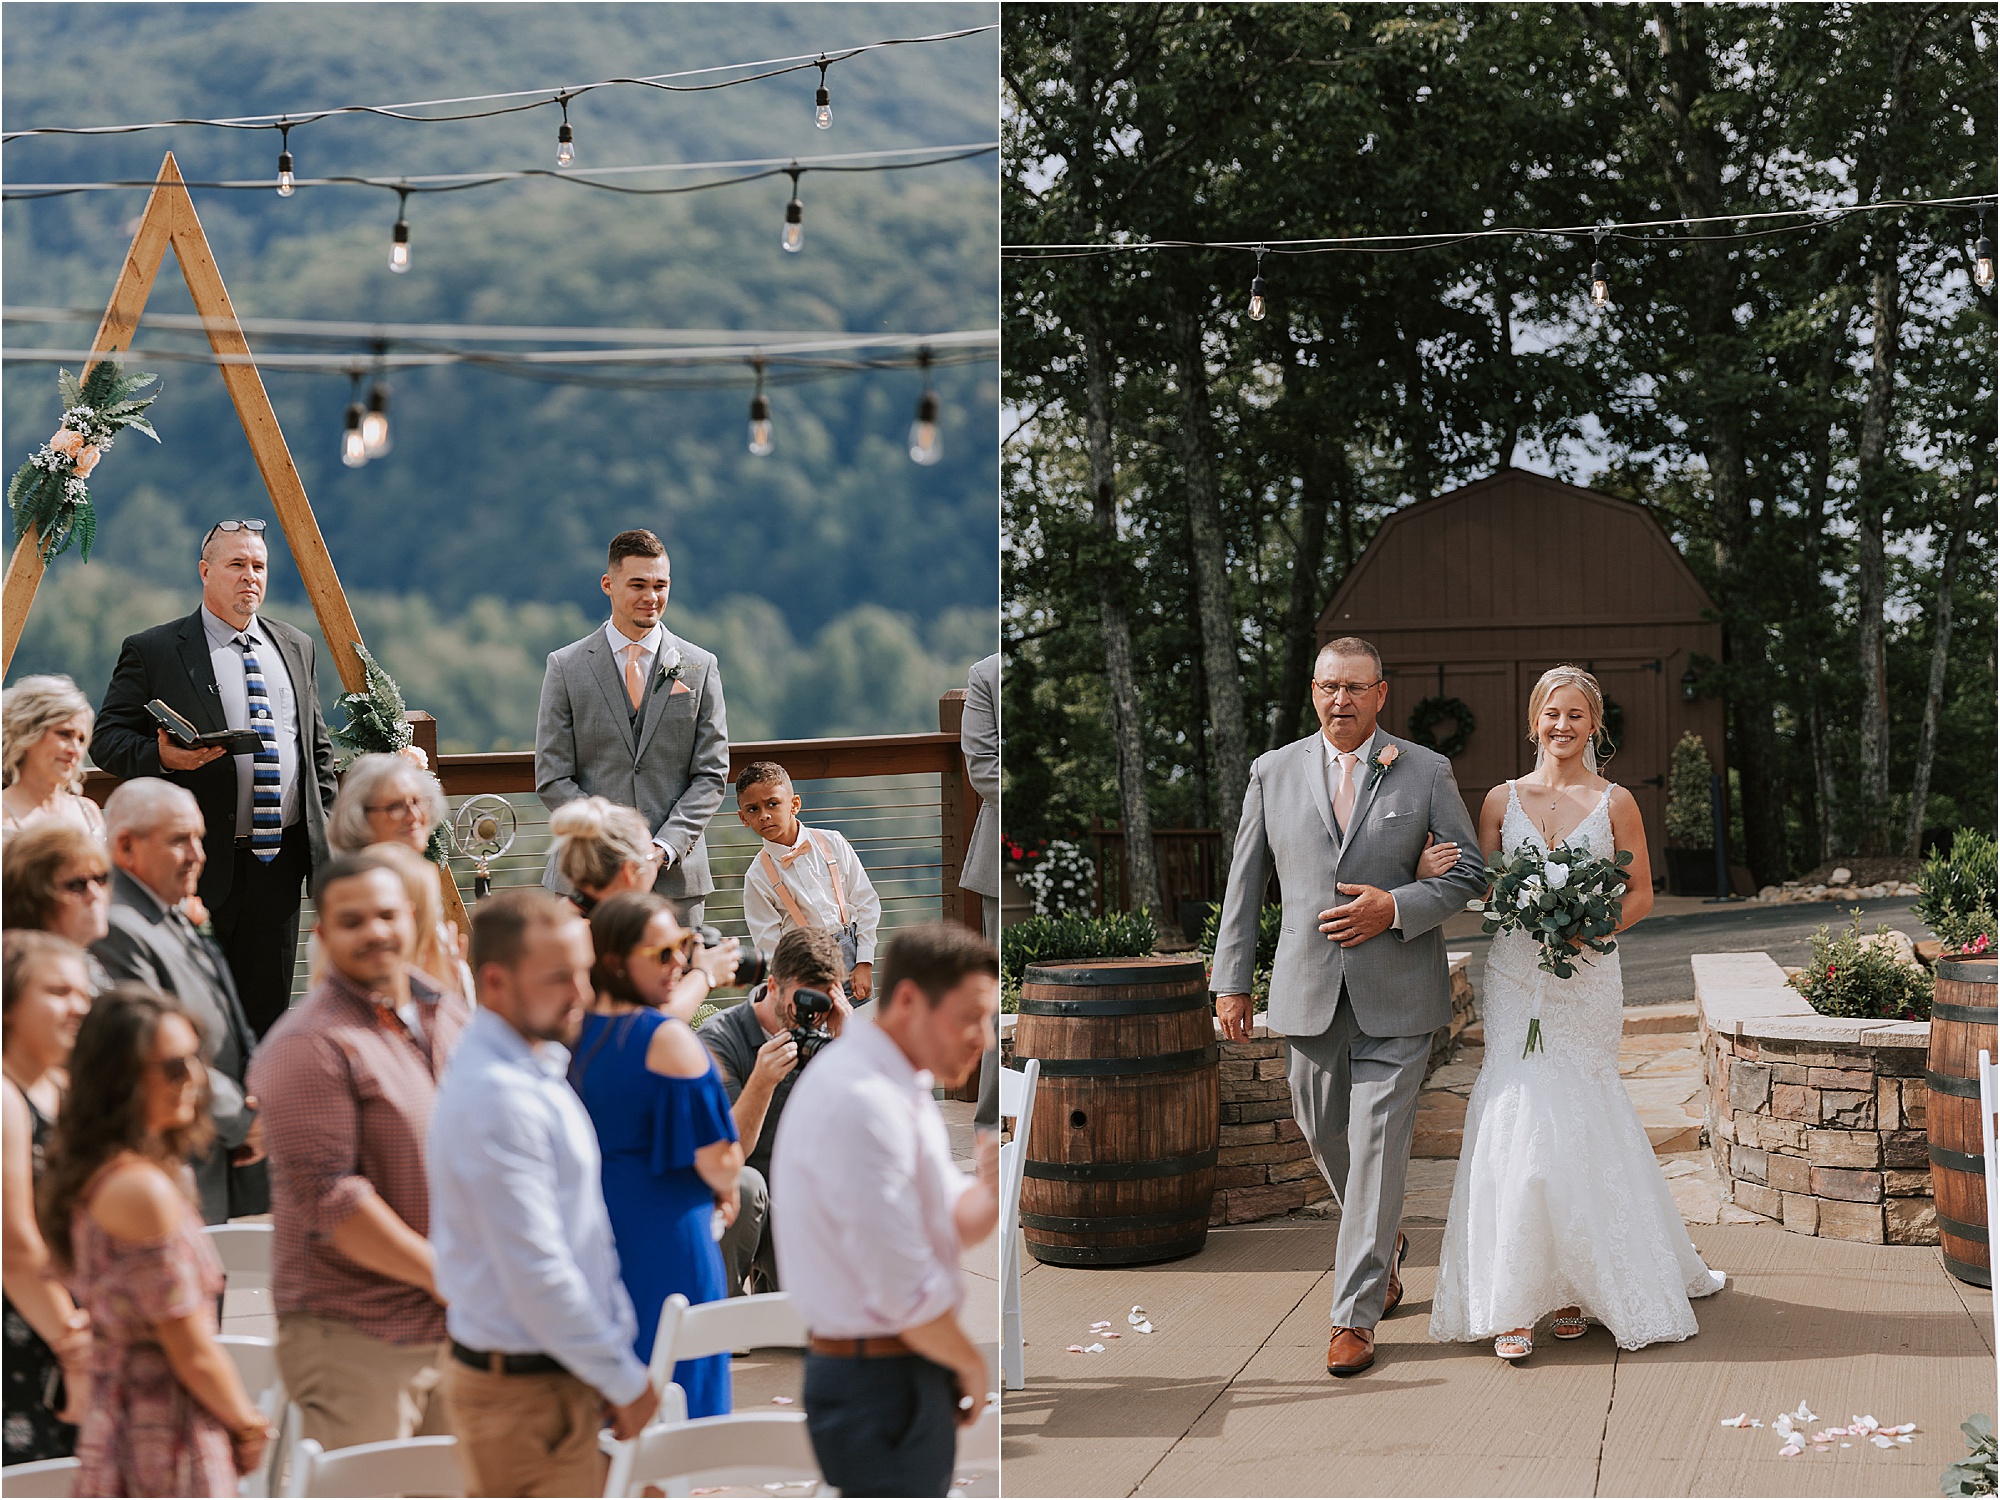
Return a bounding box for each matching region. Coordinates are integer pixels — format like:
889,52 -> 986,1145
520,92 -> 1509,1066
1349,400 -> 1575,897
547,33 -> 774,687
326,751 -> 448,857
2,675 -> 105,844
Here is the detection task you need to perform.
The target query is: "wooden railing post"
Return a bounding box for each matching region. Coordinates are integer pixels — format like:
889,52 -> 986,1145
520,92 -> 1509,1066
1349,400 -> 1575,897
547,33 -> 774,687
937,689 -> 980,934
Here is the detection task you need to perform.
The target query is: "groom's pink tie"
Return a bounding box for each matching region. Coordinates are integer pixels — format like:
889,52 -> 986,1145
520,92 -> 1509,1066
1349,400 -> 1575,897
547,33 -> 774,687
622,643 -> 646,711
1332,751 -> 1358,834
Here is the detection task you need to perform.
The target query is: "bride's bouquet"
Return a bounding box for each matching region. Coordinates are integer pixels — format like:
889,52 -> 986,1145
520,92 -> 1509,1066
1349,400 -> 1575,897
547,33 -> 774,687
1467,840 -> 1632,1055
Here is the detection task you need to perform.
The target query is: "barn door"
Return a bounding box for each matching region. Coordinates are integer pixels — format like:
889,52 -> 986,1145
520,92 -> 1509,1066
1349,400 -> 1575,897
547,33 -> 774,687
1382,660 -> 1516,832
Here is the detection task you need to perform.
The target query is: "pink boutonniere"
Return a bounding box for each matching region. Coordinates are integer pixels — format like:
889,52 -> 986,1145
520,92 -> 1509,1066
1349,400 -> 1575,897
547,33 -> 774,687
1365,742 -> 1400,791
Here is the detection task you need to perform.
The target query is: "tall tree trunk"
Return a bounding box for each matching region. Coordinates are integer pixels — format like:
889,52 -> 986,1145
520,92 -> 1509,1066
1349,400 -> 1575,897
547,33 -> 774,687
1078,306 -> 1171,927
1803,313 -> 1845,860
1494,256 -> 1522,467
1904,478 -> 1981,854
1169,293 -> 1252,865
1268,356 -> 1332,753
1853,248 -> 1903,854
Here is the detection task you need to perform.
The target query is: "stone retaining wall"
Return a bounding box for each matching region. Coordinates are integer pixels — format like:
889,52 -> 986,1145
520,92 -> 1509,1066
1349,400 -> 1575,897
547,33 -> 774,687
1693,952 -> 1935,1246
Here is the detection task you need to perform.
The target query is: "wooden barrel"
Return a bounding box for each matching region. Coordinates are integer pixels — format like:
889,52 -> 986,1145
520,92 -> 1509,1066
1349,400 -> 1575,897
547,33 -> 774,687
1928,954 -> 1996,1287
1015,956 -> 1219,1267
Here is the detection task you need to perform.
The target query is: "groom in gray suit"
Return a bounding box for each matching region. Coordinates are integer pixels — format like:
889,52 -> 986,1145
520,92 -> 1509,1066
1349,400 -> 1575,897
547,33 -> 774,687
1212,636 -> 1485,1377
535,529 -> 730,925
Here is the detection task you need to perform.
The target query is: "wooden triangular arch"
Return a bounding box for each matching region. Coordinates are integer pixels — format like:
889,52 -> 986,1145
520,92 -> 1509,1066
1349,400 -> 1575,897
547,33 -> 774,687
2,152 -> 367,691
3,154 -> 471,937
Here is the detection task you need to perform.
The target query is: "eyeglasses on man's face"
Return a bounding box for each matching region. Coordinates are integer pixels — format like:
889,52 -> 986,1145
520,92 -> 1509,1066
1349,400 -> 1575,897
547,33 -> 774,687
1312,678 -> 1383,700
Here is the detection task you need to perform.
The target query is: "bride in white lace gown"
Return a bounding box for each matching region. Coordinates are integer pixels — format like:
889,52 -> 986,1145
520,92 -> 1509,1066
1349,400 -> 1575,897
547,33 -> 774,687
1429,665 -> 1724,1360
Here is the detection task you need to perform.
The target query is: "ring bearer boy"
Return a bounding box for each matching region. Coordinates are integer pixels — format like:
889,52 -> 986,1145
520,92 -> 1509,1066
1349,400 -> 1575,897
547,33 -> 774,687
736,762 -> 881,1003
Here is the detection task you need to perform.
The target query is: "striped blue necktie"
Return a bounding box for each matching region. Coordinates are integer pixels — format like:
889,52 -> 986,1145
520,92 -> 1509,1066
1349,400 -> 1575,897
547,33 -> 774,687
237,635 -> 282,862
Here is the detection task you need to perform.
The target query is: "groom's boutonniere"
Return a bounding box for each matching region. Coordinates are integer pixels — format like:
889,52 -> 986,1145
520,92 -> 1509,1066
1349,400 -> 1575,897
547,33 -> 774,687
658,645 -> 685,685
1365,742 -> 1400,791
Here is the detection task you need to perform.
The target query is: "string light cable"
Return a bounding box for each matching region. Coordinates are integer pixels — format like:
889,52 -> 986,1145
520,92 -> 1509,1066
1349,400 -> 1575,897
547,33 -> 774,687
0,25 -> 998,142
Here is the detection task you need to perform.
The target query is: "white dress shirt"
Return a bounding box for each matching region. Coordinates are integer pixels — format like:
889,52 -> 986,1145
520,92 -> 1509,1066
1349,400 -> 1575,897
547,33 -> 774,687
427,1008 -> 648,1404
769,1022 -> 972,1338
202,606 -> 301,831
1321,725 -> 1403,930
743,825 -> 882,964
602,619 -> 679,865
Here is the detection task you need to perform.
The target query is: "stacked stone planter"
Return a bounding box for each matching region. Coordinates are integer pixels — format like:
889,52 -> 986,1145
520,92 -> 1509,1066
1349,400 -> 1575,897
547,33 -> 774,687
1210,954 -> 1475,1226
1694,952 -> 1934,1245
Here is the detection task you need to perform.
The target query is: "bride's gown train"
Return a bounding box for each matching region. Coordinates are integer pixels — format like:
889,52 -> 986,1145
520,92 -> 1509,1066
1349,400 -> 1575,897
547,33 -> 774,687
1430,781 -> 1725,1351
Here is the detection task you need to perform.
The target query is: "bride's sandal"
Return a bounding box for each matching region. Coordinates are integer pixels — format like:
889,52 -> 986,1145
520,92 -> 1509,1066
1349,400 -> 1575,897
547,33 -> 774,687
1494,1331 -> 1533,1361
1550,1309 -> 1588,1340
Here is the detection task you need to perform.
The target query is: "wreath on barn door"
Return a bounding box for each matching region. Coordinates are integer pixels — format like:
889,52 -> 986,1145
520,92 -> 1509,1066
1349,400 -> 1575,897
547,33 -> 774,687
1597,694 -> 1625,756
1407,695 -> 1476,758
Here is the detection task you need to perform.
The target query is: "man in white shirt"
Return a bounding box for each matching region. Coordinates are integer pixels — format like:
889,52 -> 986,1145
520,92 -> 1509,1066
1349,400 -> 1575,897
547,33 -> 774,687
428,887 -> 660,1496
534,529 -> 729,927
771,922 -> 999,1498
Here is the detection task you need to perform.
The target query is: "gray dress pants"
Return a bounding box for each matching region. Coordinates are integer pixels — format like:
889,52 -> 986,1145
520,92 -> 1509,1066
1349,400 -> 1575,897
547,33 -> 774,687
1285,982 -> 1431,1329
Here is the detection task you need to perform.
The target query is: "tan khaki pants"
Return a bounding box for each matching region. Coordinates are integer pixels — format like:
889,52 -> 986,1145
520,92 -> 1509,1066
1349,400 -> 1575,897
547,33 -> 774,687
444,1361 -> 607,1499
276,1312 -> 451,1451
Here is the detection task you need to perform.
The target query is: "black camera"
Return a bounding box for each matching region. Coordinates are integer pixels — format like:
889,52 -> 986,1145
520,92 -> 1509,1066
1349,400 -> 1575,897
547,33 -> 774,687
695,926 -> 766,990
788,986 -> 836,1069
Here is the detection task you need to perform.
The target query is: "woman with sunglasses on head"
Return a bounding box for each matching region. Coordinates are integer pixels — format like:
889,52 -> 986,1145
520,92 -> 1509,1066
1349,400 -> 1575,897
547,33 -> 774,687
568,891 -> 743,1417
2,675 -> 106,844
36,985 -> 271,1496
2,932 -> 95,1465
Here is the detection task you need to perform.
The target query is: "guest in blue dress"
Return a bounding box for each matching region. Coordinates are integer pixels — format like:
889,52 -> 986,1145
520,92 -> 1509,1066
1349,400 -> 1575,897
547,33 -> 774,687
570,891 -> 744,1418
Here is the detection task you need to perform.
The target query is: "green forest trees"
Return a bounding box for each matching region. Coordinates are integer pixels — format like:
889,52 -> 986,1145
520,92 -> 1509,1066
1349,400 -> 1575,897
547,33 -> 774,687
1003,2 -> 1995,900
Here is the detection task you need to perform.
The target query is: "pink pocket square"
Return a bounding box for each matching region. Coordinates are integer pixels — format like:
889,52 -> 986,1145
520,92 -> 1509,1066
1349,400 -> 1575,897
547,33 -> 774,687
669,679 -> 692,696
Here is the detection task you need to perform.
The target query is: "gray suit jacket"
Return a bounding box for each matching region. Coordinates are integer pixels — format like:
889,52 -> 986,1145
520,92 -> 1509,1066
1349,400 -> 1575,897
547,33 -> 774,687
535,628 -> 729,899
959,653 -> 1001,899
94,870 -> 262,1223
1210,730 -> 1487,1039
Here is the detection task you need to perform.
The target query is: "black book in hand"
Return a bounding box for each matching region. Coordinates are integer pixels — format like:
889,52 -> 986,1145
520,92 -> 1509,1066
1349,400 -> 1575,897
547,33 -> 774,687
146,700 -> 266,757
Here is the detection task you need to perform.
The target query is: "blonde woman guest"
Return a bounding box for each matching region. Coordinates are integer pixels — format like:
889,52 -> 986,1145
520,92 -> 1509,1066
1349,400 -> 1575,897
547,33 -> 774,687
365,842 -> 469,1001
37,985 -> 272,1496
549,797 -> 665,916
3,675 -> 105,842
1429,665 -> 1722,1363
3,932 -> 95,1463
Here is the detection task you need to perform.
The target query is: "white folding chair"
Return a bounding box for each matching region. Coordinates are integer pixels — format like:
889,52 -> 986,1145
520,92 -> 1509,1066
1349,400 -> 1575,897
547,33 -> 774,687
997,1058 -> 1040,1391
0,1456 -> 79,1496
1980,1048 -> 1998,1355
603,1412 -> 827,1498
206,1223 -> 275,1333
605,1292 -> 811,1496
284,1434 -> 463,1498
219,1335 -> 288,1497
953,1402 -> 1001,1498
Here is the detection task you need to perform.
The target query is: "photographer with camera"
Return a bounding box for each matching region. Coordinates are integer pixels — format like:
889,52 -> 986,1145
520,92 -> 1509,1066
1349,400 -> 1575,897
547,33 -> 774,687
696,928 -> 847,1296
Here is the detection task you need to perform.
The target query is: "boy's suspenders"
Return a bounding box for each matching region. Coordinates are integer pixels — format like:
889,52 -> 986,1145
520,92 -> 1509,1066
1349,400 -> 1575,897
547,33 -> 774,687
758,829 -> 851,931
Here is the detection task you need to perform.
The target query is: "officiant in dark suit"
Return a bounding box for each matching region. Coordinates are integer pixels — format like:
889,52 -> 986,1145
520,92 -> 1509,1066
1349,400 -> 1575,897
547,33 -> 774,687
535,528 -> 730,927
91,520 -> 338,1038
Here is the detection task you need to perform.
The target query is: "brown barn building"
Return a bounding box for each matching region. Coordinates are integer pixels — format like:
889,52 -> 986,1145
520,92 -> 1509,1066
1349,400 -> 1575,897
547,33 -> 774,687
1316,469 -> 1729,877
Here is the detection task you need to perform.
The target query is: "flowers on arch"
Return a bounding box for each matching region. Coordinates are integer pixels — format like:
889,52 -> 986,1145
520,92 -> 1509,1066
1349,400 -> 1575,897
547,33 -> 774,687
8,362 -> 162,563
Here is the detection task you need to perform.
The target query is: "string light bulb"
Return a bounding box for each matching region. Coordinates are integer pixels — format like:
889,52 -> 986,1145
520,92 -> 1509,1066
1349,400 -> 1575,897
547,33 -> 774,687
275,122 -> 294,197
361,353 -> 392,459
1247,247 -> 1267,321
556,96 -> 575,167
389,189 -> 411,274
341,373 -> 368,468
781,168 -> 805,254
909,350 -> 941,466
814,58 -> 832,129
1590,226 -> 1610,307
748,362 -> 774,455
1975,207 -> 1994,291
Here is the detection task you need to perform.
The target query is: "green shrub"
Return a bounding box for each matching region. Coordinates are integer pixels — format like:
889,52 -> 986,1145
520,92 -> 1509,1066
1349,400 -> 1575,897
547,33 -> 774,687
1941,1414 -> 1995,1496
1789,911 -> 1934,1021
1915,829 -> 1998,956
1001,910 -> 1158,982
1665,732 -> 1714,848
1196,902 -> 1283,1007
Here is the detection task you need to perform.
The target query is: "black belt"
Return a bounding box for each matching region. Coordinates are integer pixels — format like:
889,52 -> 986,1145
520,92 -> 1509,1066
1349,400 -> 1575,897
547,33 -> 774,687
450,1341 -> 566,1376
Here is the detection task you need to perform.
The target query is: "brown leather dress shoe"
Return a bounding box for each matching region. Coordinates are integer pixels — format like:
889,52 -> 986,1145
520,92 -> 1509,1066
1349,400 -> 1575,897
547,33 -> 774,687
1326,1325 -> 1376,1377
1381,1231 -> 1410,1316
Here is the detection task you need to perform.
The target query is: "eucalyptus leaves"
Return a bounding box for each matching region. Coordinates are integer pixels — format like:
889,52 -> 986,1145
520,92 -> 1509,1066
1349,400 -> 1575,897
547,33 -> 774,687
1468,839 -> 1632,1055
8,363 -> 162,563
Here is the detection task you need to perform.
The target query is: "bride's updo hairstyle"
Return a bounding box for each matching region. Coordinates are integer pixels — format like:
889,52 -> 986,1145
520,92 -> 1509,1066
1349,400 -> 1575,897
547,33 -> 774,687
549,796 -> 654,894
1526,665 -> 1615,773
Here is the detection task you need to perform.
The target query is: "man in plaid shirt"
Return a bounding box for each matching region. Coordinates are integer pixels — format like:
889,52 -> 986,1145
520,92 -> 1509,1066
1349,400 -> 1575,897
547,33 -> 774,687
248,851 -> 471,1450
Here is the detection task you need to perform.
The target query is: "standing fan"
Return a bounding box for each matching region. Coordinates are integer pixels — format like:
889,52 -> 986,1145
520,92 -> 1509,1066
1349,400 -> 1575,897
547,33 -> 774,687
452,795 -> 517,900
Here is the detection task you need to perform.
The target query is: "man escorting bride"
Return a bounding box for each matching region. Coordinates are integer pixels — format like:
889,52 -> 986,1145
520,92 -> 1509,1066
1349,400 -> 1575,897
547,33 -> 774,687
1211,642 -> 1722,1379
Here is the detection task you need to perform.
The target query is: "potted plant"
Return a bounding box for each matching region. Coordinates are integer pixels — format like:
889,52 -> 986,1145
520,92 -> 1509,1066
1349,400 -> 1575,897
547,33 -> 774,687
1914,828 -> 1998,957
1664,731 -> 1718,896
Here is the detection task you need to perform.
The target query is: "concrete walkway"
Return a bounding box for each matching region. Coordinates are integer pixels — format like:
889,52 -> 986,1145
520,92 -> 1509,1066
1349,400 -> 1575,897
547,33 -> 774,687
1002,1045 -> 1996,1498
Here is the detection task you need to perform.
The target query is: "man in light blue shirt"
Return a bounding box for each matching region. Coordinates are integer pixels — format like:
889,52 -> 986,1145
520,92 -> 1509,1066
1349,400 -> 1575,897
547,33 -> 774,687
428,886 -> 660,1496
